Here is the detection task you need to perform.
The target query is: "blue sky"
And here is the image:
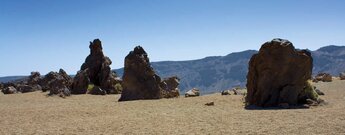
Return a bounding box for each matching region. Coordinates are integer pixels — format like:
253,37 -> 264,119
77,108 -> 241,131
0,0 -> 344,77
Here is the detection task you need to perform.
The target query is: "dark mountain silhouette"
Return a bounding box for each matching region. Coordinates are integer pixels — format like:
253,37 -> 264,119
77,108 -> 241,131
1,45 -> 344,94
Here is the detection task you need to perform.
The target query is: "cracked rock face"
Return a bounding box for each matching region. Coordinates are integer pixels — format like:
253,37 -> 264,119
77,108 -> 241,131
246,38 -> 313,107
72,39 -> 120,94
119,46 -> 163,101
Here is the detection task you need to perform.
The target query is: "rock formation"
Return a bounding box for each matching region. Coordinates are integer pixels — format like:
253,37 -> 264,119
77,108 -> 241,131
119,46 -> 163,101
313,73 -> 332,82
40,69 -> 72,97
71,39 -> 120,94
160,76 -> 180,98
28,72 -> 41,86
246,38 -> 316,107
71,70 -> 90,94
185,88 -> 200,97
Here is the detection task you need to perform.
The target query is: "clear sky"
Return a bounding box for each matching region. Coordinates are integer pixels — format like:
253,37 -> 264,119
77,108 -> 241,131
0,0 -> 344,77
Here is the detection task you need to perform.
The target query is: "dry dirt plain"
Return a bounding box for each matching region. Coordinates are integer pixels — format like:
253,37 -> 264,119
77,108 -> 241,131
0,80 -> 345,134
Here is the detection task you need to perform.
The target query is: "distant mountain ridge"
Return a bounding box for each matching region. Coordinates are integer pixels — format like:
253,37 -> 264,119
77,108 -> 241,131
115,45 -> 345,94
1,45 -> 345,94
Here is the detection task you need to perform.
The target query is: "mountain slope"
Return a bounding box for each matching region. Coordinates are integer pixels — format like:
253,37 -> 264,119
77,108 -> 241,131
115,45 -> 345,94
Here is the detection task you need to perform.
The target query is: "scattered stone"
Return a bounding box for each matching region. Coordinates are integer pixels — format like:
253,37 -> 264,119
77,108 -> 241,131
313,73 -> 332,82
221,90 -> 231,95
87,85 -> 107,95
119,46 -> 163,101
246,38 -> 314,107
160,76 -> 180,98
72,39 -> 121,94
2,86 -> 17,94
340,72 -> 345,80
205,102 -> 215,106
185,88 -> 200,97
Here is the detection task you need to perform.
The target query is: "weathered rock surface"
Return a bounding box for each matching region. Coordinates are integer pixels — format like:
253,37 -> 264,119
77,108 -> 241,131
160,76 -> 180,98
71,70 -> 90,94
313,73 -> 332,82
185,88 -> 200,97
72,39 -> 120,94
339,72 -> 345,80
28,72 -> 41,86
16,85 -> 35,93
119,46 -> 163,101
2,86 -> 17,94
246,38 -> 314,107
40,69 -> 72,97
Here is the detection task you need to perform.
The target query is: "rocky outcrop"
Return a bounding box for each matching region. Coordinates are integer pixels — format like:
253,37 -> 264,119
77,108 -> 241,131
246,38 -> 315,107
71,70 -> 90,94
2,86 -> 17,94
40,69 -> 72,97
28,72 -> 41,86
72,39 -> 120,94
160,76 -> 180,98
313,73 -> 332,82
119,46 -> 163,101
185,88 -> 200,97
16,85 -> 36,93
339,72 -> 345,80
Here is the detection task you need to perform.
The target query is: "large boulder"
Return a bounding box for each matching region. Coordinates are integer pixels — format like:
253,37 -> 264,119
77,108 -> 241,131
2,86 -> 17,94
71,69 -> 90,94
313,73 -> 332,82
160,76 -> 180,98
119,46 -> 163,101
40,69 -> 72,97
246,38 -> 315,107
48,74 -> 71,97
72,39 -> 120,94
339,72 -> 345,80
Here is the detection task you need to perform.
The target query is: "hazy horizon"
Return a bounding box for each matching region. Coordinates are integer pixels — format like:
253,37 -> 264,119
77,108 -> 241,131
1,0 -> 345,76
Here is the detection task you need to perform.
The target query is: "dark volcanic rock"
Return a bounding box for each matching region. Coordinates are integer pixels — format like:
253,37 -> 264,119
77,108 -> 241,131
48,74 -> 71,97
28,72 -> 41,86
160,76 -> 180,98
71,69 -> 90,94
40,69 -> 72,97
2,86 -> 17,94
72,39 -> 120,94
246,38 -> 314,107
119,46 -> 163,101
17,85 -> 35,93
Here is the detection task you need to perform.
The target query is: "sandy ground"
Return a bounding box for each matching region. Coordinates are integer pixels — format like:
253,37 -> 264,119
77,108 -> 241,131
0,80 -> 345,135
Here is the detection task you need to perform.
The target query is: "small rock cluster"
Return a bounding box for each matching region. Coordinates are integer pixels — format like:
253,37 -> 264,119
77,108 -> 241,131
313,73 -> 333,82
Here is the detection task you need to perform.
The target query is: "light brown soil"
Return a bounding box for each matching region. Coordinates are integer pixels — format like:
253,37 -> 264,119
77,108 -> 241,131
1,80 -> 345,134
